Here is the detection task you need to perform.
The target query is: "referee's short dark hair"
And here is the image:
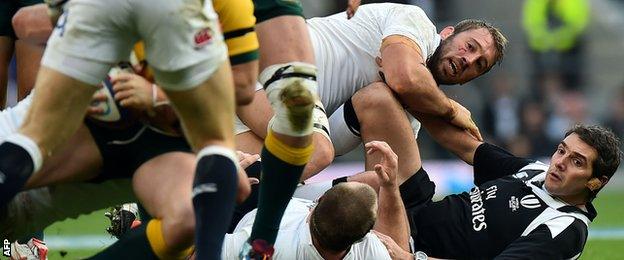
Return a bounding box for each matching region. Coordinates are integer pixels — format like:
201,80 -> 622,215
565,124 -> 622,197
311,182 -> 377,252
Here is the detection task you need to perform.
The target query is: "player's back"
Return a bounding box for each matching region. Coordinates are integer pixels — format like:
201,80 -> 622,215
307,3 -> 438,115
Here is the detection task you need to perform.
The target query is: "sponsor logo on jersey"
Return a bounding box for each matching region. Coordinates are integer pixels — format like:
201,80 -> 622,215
509,196 -> 519,212
470,187 -> 487,231
194,27 -> 213,49
520,194 -> 541,209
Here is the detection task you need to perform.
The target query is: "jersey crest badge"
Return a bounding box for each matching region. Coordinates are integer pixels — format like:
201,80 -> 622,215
194,27 -> 213,49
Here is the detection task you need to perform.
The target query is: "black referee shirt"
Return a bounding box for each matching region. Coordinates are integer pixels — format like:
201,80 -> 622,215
410,143 -> 595,259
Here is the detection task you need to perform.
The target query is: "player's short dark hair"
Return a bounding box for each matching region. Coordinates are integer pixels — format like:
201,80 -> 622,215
565,124 -> 622,197
310,183 -> 377,252
453,19 -> 508,67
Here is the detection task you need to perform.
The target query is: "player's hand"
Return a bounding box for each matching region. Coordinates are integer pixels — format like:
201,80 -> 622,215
86,86 -> 108,116
373,230 -> 414,260
110,72 -> 153,113
365,141 -> 398,188
448,99 -> 483,141
237,151 -> 260,185
346,0 -> 361,19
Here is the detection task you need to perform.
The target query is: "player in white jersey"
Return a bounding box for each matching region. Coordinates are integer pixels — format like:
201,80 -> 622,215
223,140 -> 407,259
237,3 -> 508,183
0,0 -> 243,258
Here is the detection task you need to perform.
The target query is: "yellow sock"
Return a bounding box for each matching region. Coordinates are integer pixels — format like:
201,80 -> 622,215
264,130 -> 314,166
146,219 -> 194,260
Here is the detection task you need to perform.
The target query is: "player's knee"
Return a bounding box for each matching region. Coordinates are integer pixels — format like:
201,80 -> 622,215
164,205 -> 195,248
234,78 -> 256,106
314,137 -> 334,169
352,82 -> 397,112
12,8 -> 30,39
232,62 -> 258,106
12,4 -> 50,43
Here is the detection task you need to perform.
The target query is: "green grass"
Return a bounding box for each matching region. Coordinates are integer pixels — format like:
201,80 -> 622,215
581,239 -> 624,259
38,192 -> 624,259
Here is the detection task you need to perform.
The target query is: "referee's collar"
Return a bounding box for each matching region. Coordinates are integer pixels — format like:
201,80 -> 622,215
533,180 -> 598,221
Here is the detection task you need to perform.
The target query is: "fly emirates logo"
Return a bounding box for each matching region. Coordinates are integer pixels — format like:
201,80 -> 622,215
470,185 -> 497,231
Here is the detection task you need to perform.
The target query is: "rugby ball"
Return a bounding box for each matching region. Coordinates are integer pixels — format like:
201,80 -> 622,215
88,67 -> 139,128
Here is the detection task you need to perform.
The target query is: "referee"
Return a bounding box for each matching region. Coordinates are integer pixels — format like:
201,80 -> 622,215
351,121 -> 621,259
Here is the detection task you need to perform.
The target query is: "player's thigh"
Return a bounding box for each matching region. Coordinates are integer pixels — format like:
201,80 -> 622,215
0,37 -> 13,107
132,152 -> 195,220
237,88 -> 272,139
163,61 -> 236,150
14,39 -> 43,100
19,66 -> 98,152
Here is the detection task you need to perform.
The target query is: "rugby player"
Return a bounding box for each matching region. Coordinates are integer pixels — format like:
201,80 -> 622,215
0,0 -> 261,258
1,0 -> 44,107
236,0 -> 347,255
335,112 -> 621,258
223,141 -> 405,259
236,3 -> 507,185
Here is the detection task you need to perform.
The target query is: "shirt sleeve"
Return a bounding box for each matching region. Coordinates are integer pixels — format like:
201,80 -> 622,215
473,143 -> 535,185
381,5 -> 438,58
494,219 -> 587,259
355,233 -> 393,259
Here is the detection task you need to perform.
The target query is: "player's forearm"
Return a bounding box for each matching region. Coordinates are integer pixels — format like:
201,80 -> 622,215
374,186 -> 410,251
414,112 -> 481,165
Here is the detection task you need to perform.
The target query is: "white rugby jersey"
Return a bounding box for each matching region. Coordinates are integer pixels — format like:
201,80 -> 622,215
307,3 -> 441,115
222,198 -> 391,259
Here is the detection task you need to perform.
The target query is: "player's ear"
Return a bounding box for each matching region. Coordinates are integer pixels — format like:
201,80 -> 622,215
440,26 -> 455,40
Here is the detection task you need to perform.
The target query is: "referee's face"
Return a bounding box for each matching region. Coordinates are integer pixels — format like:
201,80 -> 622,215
545,134 -> 598,201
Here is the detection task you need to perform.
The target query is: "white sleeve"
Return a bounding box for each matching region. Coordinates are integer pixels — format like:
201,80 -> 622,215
381,5 -> 438,59
352,233 -> 393,259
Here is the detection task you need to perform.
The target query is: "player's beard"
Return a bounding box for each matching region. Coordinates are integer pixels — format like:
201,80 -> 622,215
427,37 -> 454,85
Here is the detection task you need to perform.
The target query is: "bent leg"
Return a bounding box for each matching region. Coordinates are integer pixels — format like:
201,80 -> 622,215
350,82 -> 422,185
14,39 -> 44,100
0,36 -> 14,109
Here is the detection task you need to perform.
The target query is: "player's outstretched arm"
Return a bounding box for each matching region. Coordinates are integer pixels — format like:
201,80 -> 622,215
367,141 -> 410,251
415,112 -> 483,165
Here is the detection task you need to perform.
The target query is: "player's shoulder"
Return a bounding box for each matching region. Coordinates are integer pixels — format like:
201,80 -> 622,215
346,232 -> 392,259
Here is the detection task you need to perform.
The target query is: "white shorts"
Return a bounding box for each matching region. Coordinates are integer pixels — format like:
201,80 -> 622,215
42,0 -> 227,90
329,103 -> 421,156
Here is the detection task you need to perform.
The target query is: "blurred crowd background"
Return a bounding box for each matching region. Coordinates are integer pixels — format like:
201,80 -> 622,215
299,0 -> 624,162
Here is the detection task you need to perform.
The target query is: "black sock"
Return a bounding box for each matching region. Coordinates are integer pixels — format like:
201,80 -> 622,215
0,142 -> 35,207
88,224 -> 157,260
248,147 -> 305,244
193,154 -> 238,260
